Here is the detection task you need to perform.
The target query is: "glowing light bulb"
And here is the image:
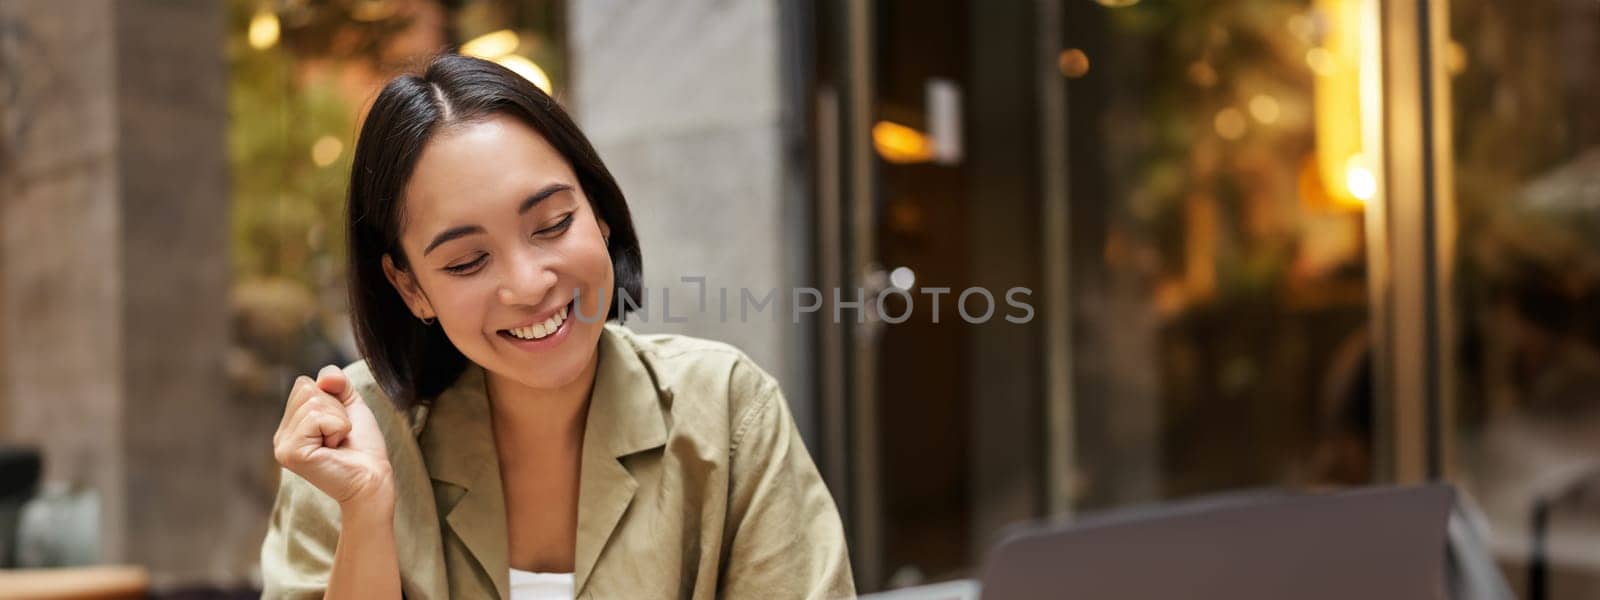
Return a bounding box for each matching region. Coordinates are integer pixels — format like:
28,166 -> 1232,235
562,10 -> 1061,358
248,9 -> 280,50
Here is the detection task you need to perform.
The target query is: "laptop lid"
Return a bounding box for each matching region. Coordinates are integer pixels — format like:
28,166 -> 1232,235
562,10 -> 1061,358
977,484 -> 1455,600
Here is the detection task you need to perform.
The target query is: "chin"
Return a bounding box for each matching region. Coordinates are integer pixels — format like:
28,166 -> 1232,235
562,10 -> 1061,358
501,322 -> 603,390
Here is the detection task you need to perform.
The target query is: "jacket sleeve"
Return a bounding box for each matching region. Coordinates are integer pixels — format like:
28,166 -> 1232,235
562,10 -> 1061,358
259,468 -> 340,599
719,362 -> 856,599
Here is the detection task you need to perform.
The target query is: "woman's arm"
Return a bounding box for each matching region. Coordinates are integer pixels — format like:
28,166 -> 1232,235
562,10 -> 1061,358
326,482 -> 401,599
719,363 -> 856,599
262,366 -> 402,599
260,468 -> 402,599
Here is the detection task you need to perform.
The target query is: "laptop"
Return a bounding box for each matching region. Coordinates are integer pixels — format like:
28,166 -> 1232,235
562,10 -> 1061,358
977,484 -> 1455,600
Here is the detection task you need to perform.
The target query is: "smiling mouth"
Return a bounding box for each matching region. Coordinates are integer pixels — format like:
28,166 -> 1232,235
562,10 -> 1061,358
499,301 -> 572,341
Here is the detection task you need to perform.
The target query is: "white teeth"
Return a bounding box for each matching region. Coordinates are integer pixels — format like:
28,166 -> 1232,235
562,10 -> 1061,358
506,304 -> 569,341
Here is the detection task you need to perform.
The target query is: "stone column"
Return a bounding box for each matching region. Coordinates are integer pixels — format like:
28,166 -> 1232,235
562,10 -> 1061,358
568,0 -> 818,441
113,0 -> 232,587
0,0 -> 129,565
0,0 -> 231,587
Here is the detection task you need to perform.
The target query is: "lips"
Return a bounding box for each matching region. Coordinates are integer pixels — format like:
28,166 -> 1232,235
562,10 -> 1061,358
500,302 -> 571,341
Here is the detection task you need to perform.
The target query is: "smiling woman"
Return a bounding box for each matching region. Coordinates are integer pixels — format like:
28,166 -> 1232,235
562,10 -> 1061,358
377,112 -> 620,401
345,55 -> 643,411
260,54 -> 854,599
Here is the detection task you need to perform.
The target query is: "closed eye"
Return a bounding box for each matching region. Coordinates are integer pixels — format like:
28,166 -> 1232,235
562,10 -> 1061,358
535,213 -> 575,238
443,254 -> 487,275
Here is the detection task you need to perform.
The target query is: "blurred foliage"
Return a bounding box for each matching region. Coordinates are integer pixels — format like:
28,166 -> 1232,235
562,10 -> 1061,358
452,0 -> 569,94
1094,0 -> 1326,303
227,0 -> 410,291
227,54 -> 352,289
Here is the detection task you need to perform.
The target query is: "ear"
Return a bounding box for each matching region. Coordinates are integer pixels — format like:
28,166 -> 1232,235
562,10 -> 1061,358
382,253 -> 436,320
597,215 -> 612,242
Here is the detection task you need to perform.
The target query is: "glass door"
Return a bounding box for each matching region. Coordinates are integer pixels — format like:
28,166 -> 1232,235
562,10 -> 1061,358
810,0 -> 1444,593
1445,0 -> 1600,597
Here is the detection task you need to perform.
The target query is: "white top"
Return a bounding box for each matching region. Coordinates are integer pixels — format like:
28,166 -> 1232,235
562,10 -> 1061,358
509,568 -> 575,600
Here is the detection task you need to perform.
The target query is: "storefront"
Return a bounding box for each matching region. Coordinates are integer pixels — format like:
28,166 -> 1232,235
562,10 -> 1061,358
806,0 -> 1600,596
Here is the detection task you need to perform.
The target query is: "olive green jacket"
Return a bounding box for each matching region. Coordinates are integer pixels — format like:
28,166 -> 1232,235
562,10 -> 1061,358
260,324 -> 855,599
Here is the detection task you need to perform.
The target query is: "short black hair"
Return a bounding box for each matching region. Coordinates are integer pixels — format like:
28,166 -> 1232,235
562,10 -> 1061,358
346,53 -> 642,408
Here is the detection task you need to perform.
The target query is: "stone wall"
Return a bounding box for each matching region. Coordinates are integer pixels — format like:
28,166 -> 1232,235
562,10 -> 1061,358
0,0 -> 234,587
568,0 -> 818,442
0,0 -> 129,565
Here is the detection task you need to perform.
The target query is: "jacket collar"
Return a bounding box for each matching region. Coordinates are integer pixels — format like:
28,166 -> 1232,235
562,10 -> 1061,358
417,324 -> 669,599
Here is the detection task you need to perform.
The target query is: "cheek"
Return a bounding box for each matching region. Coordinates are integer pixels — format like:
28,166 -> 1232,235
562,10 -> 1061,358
567,217 -> 615,282
588,237 -> 615,284
424,277 -> 494,330
565,226 -> 615,311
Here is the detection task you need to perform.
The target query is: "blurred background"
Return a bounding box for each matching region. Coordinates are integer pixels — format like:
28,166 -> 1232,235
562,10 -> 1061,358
0,0 -> 1597,597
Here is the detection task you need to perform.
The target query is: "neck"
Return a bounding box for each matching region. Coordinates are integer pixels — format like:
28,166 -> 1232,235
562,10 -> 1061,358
485,350 -> 600,449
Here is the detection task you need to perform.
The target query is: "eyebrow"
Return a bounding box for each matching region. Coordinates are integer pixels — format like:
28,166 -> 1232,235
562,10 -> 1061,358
518,183 -> 573,215
422,224 -> 485,257
421,183 -> 575,256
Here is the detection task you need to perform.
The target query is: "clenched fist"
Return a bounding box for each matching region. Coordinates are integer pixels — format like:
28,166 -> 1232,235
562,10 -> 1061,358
272,365 -> 394,507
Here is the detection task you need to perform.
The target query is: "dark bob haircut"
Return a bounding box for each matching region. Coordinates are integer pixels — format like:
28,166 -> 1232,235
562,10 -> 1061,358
346,54 -> 642,408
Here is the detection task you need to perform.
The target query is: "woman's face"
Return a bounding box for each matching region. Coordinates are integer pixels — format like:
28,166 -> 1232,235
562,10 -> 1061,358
384,114 -> 614,393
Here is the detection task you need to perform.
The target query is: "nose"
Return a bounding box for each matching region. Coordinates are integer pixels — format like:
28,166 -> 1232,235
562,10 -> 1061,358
497,247 -> 557,308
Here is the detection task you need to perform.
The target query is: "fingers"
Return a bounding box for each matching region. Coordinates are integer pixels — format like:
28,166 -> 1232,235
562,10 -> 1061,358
277,376 -> 319,434
272,365 -> 367,471
275,409 -> 352,467
315,365 -> 361,406
300,408 -> 353,450
273,386 -> 352,462
298,390 -> 351,446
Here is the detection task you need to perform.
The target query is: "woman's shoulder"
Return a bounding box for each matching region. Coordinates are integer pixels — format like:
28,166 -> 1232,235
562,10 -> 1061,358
337,359 -> 427,443
604,324 -> 785,435
339,360 -> 398,414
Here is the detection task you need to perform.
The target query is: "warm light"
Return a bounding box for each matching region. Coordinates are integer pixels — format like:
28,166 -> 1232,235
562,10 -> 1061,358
350,0 -> 398,22
1248,94 -> 1281,124
1446,41 -> 1467,75
311,136 -> 343,167
1344,155 -> 1376,202
248,9 -> 280,50
1306,47 -> 1336,76
495,55 -> 553,95
1213,108 -> 1247,141
458,30 -> 549,94
1058,49 -> 1091,79
872,120 -> 935,164
1093,0 -> 1141,6
461,29 -> 520,60
1187,62 -> 1218,87
889,267 -> 916,291
1287,14 -> 1317,42
1309,0 -> 1376,210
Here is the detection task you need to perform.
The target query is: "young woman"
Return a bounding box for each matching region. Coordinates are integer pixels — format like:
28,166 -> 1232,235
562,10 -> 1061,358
260,54 -> 853,599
